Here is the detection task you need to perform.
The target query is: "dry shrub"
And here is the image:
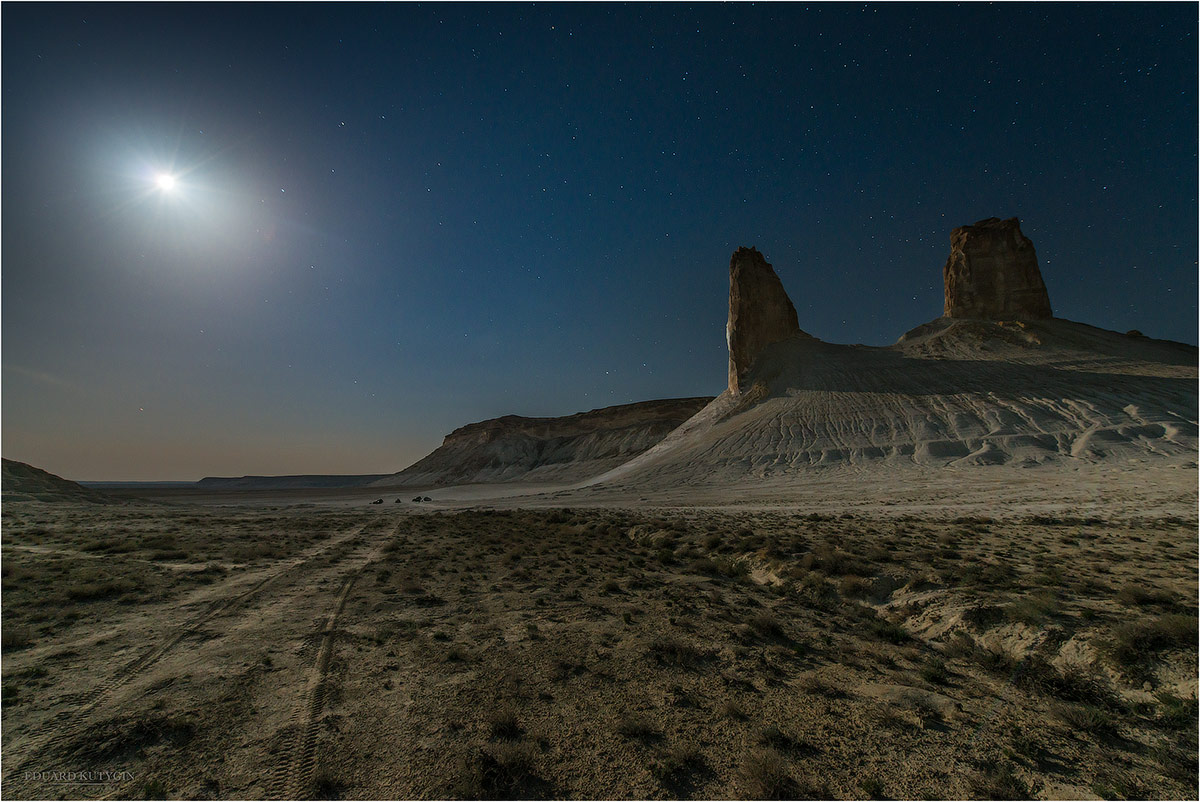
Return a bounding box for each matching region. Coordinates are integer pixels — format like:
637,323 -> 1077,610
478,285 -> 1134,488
838,575 -> 872,599
451,742 -> 541,800
1,626 -> 33,651
647,638 -> 708,668
1116,584 -> 1176,607
615,713 -> 659,741
737,747 -> 795,799
1053,702 -> 1116,737
970,762 -> 1030,800
1101,614 -> 1198,678
650,743 -> 705,788
748,611 -> 785,639
487,705 -> 522,739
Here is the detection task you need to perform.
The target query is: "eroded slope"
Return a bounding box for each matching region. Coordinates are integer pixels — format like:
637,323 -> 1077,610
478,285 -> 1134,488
375,397 -> 713,488
587,320 -> 1197,489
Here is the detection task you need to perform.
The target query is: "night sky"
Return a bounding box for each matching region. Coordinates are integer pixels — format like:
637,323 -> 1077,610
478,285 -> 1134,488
3,3 -> 1196,480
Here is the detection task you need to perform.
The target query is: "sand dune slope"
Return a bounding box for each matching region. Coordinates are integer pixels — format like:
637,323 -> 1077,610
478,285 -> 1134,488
586,319 -> 1196,489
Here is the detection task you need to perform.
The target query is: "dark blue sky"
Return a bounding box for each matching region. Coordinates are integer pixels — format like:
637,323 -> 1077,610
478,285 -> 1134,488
3,3 -> 1196,480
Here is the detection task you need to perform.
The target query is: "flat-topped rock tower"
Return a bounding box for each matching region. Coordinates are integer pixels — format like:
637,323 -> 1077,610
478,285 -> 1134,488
942,217 -> 1053,320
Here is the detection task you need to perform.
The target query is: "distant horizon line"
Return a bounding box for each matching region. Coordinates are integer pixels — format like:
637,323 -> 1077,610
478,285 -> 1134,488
7,313 -> 1196,484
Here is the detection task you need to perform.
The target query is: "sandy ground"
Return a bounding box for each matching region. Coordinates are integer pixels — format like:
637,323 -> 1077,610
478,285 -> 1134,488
1,476 -> 1196,800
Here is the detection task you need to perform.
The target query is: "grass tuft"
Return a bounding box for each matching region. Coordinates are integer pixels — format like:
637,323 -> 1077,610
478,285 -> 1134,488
648,638 -> 708,668
1101,614 -> 1198,680
970,762 -> 1030,800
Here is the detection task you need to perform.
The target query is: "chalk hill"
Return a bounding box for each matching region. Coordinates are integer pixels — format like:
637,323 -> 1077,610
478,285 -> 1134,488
582,218 -> 1197,489
2,459 -> 117,503
374,397 -> 713,487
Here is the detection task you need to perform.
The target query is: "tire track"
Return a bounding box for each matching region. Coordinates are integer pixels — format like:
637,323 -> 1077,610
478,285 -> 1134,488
266,544 -> 383,800
6,522 -> 382,781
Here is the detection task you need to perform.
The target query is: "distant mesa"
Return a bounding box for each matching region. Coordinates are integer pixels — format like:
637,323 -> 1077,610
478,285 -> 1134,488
1,458 -> 116,504
942,217 -> 1053,320
727,246 -> 806,395
196,474 -> 389,490
375,397 -> 713,488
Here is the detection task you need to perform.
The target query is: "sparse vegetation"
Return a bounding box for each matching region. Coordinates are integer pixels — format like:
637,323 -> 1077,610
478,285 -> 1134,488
650,743 -> 705,790
487,705 -> 522,739
1,626 -> 33,651
736,746 -> 824,800
65,575 -> 139,601
971,761 -> 1030,799
453,743 -> 542,799
1054,702 -> 1117,737
719,699 -> 747,720
866,615 -> 910,644
1156,692 -> 1199,731
860,776 -> 886,799
1101,614 -> 1198,679
920,656 -> 951,685
647,638 -> 708,667
748,611 -> 785,639
616,713 -> 659,741
1116,584 -> 1176,607
1004,591 -> 1059,624
2,503 -> 1195,800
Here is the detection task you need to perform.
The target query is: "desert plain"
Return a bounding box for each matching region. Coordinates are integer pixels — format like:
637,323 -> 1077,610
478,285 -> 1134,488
1,463 -> 1197,800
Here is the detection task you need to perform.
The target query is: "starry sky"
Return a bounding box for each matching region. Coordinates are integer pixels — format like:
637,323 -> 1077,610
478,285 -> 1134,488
3,3 -> 1196,481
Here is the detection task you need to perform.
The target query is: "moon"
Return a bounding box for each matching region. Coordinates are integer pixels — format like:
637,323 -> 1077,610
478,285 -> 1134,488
155,173 -> 177,192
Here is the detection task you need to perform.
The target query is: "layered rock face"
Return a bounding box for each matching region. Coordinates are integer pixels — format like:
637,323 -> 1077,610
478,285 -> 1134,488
943,217 -> 1053,320
1,459 -> 116,504
376,397 -> 712,487
727,247 -> 802,394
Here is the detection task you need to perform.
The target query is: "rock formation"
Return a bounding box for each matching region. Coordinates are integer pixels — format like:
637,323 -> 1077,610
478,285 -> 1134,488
942,217 -> 1053,320
582,225 -> 1194,490
727,247 -> 803,394
1,459 -> 117,503
376,397 -> 712,487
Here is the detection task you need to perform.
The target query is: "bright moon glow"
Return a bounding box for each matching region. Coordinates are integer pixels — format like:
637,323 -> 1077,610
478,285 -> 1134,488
155,173 -> 177,191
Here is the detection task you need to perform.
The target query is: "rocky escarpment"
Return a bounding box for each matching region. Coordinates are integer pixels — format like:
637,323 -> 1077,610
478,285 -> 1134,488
943,217 -> 1053,320
727,247 -> 805,394
374,397 -> 713,487
2,459 -> 117,503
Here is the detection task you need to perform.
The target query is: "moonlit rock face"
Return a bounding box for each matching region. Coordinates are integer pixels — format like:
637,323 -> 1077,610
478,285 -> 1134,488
942,217 -> 1053,320
375,397 -> 713,487
727,247 -> 804,395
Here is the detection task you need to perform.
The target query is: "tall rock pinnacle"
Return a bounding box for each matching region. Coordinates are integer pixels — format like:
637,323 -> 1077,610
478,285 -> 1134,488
727,247 -> 802,395
942,217 -> 1053,320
